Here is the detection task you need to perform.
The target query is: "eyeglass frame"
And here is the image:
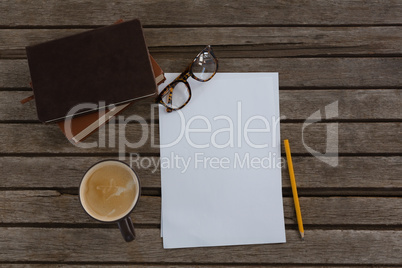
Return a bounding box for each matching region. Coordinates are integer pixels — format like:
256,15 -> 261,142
155,45 -> 218,112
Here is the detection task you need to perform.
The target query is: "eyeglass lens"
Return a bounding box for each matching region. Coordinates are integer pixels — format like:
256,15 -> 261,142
191,48 -> 217,81
162,82 -> 190,109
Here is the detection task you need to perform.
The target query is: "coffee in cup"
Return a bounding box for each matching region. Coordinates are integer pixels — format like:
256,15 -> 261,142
79,160 -> 141,242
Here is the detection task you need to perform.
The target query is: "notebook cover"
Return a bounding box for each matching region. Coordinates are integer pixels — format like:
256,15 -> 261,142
58,56 -> 165,143
26,18 -> 156,123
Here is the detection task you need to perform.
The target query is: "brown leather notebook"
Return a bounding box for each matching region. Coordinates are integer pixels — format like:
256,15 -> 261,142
58,56 -> 165,143
26,18 -> 156,123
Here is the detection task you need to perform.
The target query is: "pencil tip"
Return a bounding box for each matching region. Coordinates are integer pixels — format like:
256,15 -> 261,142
301,232 -> 305,241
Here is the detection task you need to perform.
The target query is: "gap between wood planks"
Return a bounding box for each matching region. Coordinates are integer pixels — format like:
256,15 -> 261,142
0,187 -> 401,197
1,23 -> 402,29
0,223 -> 400,231
0,262 -> 399,267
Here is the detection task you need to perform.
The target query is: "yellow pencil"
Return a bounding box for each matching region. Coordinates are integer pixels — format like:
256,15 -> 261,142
284,139 -> 304,240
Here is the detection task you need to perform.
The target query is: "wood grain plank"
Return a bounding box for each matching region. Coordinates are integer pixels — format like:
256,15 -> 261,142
0,228 -> 400,264
1,156 -> 400,189
0,192 -> 160,225
0,123 -> 400,154
1,27 -> 401,58
2,89 -> 401,121
0,266 -> 384,268
2,58 -> 401,88
0,0 -> 401,26
0,123 -> 155,154
0,156 -> 161,189
1,191 -> 401,225
158,58 -> 402,88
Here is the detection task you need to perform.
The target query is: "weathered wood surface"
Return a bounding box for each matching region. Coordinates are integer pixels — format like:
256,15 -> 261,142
2,262 -> 392,268
1,0 -> 401,26
1,191 -> 401,225
0,266 -> 389,268
0,266 -> 390,268
1,156 -> 400,190
0,228 -> 401,264
2,262 -> 364,268
1,26 -> 402,58
2,58 -> 402,88
0,266 -> 392,268
1,0 -> 401,266
2,89 -> 401,121
1,123 -> 400,154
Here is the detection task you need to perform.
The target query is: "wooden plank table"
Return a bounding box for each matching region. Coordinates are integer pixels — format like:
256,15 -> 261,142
1,0 -> 401,266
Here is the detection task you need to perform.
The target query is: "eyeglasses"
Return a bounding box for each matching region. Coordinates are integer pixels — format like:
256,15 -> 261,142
156,45 -> 218,112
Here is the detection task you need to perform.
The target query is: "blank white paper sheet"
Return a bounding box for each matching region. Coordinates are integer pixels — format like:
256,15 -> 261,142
159,73 -> 286,249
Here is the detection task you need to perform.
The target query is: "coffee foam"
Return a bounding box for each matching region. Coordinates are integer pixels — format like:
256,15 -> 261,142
80,161 -> 139,222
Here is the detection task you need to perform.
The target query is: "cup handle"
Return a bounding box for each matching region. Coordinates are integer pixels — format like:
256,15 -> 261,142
117,216 -> 135,242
